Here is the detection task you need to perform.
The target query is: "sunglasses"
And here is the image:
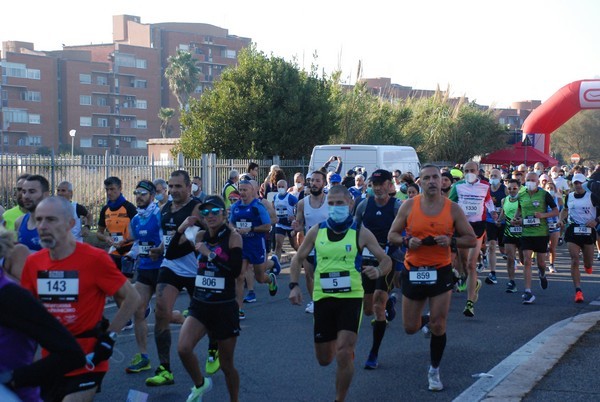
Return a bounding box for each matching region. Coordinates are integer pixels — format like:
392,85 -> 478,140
201,207 -> 223,216
228,198 -> 239,203
133,190 -> 149,196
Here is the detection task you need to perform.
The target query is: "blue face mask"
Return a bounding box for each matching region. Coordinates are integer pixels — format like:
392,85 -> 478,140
155,193 -> 164,202
400,183 -> 408,193
366,188 -> 374,197
328,205 -> 350,223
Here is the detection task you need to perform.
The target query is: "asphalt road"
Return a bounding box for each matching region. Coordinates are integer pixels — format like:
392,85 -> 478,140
97,246 -> 600,402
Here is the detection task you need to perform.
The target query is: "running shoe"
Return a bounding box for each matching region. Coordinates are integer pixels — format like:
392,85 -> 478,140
428,367 -> 444,391
243,291 -> 257,303
522,292 -> 536,304
548,264 -> 557,274
125,353 -> 151,373
183,309 -> 189,318
268,272 -> 278,296
186,377 -> 213,402
501,253 -> 508,260
145,365 -> 174,386
305,301 -> 314,314
539,269 -> 548,290
270,255 -> 281,276
421,314 -> 431,338
239,309 -> 246,320
205,349 -> 220,375
463,300 -> 475,317
456,278 -> 467,293
485,273 -> 497,285
385,293 -> 397,321
122,319 -> 134,331
575,290 -> 584,303
506,280 -> 517,293
473,279 -> 482,303
144,301 -> 152,319
558,237 -> 564,246
476,262 -> 485,273
364,352 -> 378,370
482,253 -> 489,269
585,266 -> 593,275
597,252 -> 600,261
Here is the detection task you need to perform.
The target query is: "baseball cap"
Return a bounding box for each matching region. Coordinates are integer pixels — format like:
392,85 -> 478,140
369,169 -> 393,183
572,173 -> 587,183
539,174 -> 550,181
200,195 -> 226,210
330,173 -> 342,183
136,180 -> 156,194
450,168 -> 464,179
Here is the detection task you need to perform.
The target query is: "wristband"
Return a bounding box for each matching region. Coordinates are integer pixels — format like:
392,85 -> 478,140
403,236 -> 412,247
451,237 -> 457,249
250,226 -> 255,232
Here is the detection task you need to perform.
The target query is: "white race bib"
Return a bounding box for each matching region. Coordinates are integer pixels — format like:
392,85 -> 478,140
111,233 -> 124,243
574,226 -> 592,235
235,221 -> 252,229
195,274 -> 225,291
509,226 -> 523,234
320,272 -> 351,293
523,217 -> 541,227
37,271 -> 79,302
408,267 -> 437,285
461,199 -> 483,217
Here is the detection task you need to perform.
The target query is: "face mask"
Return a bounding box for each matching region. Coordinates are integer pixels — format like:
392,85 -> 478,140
366,188 -> 374,197
551,172 -> 559,179
277,188 -> 286,195
155,193 -> 164,202
465,173 -> 477,184
490,178 -> 500,186
295,183 -> 303,190
535,170 -> 543,176
191,183 -> 199,193
549,190 -> 556,197
509,194 -> 519,201
400,183 -> 408,193
526,181 -> 537,191
328,205 -> 350,223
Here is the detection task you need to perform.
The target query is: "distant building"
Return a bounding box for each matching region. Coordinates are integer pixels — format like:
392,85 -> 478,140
0,15 -> 250,155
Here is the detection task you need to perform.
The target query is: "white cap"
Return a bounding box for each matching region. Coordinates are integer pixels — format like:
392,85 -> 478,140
539,174 -> 550,181
572,173 -> 587,183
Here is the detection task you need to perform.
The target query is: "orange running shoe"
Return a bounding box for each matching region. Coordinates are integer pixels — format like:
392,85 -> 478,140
585,267 -> 593,275
575,290 -> 584,303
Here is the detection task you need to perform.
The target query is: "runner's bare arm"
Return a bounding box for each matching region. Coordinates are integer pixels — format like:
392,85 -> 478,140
360,227 -> 392,279
451,203 -> 477,248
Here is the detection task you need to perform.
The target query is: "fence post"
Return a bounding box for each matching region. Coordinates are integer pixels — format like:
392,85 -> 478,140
150,153 -> 155,181
50,149 -> 56,194
209,153 -> 217,195
177,153 -> 184,170
104,149 -> 110,179
273,155 -> 281,166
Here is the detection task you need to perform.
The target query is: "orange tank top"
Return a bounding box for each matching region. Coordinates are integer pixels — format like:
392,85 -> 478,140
405,195 -> 454,269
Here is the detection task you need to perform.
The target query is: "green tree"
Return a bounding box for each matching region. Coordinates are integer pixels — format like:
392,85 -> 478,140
177,46 -> 335,159
164,50 -> 201,111
158,107 -> 175,138
551,110 -> 600,164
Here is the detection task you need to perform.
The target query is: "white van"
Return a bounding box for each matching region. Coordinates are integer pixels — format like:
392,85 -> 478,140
308,144 -> 421,177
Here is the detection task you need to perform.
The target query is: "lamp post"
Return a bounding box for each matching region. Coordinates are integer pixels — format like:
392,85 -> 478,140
69,129 -> 76,157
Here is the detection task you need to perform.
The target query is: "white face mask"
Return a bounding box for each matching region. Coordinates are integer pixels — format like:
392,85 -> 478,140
465,173 -> 478,184
277,188 -> 287,195
490,178 -> 500,186
526,181 -> 537,191
295,182 -> 303,189
535,170 -> 543,176
191,183 -> 199,193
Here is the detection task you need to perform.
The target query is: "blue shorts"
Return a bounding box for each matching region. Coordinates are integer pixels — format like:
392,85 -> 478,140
243,238 -> 267,265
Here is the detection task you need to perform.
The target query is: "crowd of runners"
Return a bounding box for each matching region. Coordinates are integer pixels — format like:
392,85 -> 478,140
1,158 -> 600,402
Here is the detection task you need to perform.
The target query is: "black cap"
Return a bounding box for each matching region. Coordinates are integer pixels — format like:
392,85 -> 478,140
369,169 -> 392,183
200,195 -> 226,210
136,180 -> 156,194
347,169 -> 356,176
441,171 -> 453,181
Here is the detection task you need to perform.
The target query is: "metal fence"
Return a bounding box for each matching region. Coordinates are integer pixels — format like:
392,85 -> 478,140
1,152 -> 309,226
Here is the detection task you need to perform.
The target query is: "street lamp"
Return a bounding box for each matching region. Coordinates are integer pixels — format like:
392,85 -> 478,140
69,129 -> 76,157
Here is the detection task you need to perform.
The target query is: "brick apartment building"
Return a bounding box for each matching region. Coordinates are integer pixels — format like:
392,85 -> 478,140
0,15 -> 251,155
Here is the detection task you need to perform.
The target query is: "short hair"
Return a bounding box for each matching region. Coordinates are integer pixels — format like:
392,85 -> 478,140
507,179 -> 521,187
294,172 -> 304,180
171,170 -> 191,186
247,162 -> 259,172
17,174 -> 31,183
153,178 -> 167,189
230,169 -> 239,179
104,176 -> 122,187
37,196 -> 74,221
327,184 -> 352,200
407,182 -> 420,193
58,181 -> 73,191
311,170 -> 327,181
193,176 -> 202,181
394,169 -> 402,176
26,175 -> 50,193
355,174 -> 365,181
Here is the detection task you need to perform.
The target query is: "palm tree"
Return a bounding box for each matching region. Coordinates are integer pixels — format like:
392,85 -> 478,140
158,107 -> 175,138
164,50 -> 201,111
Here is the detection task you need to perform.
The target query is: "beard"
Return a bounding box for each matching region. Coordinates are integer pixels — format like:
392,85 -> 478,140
310,187 -> 323,196
441,187 -> 451,193
40,238 -> 56,249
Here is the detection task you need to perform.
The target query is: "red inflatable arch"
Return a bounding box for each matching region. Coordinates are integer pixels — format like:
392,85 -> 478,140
521,79 -> 600,155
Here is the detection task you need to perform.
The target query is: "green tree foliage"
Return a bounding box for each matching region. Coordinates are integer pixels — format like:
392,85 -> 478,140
403,92 -> 507,163
177,46 -> 335,159
164,50 -> 201,111
551,110 -> 600,164
158,107 -> 175,138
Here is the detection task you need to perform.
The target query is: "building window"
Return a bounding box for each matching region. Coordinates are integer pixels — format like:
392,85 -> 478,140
135,119 -> 147,129
96,75 -> 108,85
132,140 -> 147,149
98,138 -> 109,147
4,108 -> 28,123
26,69 -> 40,80
97,118 -> 108,127
136,100 -> 147,109
28,114 -> 41,124
80,138 -> 92,148
21,136 -> 41,146
222,49 -> 237,59
115,53 -> 135,68
133,79 -> 147,88
178,44 -> 190,51
135,59 -> 147,69
21,91 -> 41,102
97,97 -> 108,106
80,95 -> 92,105
80,74 -> 92,84
80,116 -> 92,126
3,62 -> 26,78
